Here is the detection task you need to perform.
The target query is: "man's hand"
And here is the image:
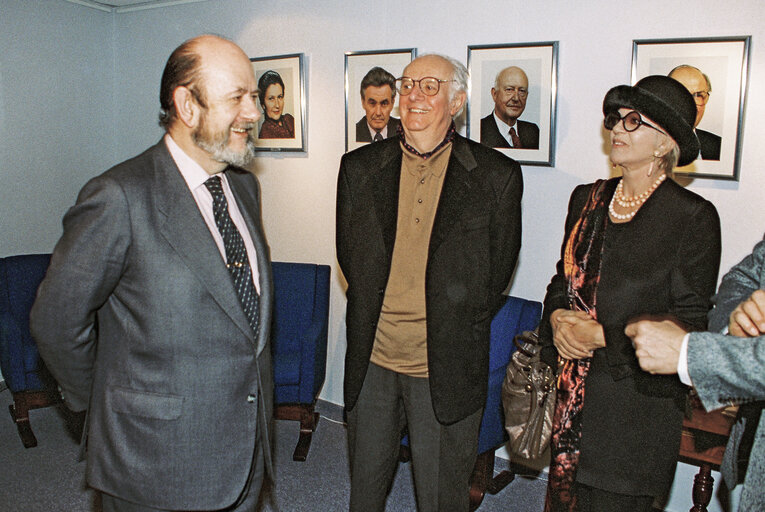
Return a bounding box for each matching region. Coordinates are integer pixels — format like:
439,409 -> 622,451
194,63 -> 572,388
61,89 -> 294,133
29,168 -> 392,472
625,319 -> 687,374
550,309 -> 606,360
728,289 -> 765,337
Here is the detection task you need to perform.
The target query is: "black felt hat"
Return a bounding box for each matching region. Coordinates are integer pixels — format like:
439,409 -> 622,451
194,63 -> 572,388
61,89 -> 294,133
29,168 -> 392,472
603,75 -> 699,167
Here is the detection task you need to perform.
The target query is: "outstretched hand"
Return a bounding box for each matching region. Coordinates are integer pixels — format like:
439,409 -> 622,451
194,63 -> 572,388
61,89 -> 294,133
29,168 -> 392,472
625,318 -> 687,375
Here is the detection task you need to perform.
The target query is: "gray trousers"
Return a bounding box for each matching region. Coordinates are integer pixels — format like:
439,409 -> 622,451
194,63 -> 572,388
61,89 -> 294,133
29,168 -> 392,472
100,443 -> 265,512
347,363 -> 482,512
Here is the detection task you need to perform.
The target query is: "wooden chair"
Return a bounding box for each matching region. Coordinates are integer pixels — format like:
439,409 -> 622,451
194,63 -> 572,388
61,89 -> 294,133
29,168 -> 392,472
271,262 -> 330,461
0,254 -> 62,448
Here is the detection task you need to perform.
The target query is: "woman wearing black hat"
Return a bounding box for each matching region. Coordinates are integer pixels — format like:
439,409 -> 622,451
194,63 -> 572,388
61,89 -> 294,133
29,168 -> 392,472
257,70 -> 295,139
538,76 -> 721,511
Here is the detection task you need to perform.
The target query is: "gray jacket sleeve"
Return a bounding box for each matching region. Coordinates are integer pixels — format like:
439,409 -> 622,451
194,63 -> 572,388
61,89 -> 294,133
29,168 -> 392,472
708,236 -> 765,332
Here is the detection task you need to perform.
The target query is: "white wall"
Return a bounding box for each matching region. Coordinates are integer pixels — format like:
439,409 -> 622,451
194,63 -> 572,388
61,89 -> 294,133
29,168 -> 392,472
0,0 -> 115,253
2,0 -> 763,509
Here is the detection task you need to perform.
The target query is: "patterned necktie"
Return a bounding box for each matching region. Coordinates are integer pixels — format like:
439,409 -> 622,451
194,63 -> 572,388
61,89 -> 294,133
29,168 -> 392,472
204,175 -> 260,337
373,131 -> 383,142
509,127 -> 522,148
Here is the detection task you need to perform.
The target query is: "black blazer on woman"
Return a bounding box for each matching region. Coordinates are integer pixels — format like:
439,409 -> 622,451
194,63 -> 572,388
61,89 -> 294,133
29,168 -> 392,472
539,177 -> 721,496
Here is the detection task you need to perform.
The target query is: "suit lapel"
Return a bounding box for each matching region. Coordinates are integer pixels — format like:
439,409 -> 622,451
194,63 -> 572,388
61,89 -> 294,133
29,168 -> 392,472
371,141 -> 403,261
151,142 -> 254,342
429,136 -> 477,258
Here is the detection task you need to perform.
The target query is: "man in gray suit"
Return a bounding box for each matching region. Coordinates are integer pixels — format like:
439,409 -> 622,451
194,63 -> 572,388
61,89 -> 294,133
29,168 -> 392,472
30,35 -> 273,512
626,236 -> 765,512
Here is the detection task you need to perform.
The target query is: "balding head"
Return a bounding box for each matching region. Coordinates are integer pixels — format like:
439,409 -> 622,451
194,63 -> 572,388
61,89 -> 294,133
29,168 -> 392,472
160,35 -> 260,173
159,35 -> 250,129
669,65 -> 711,127
491,66 -> 529,126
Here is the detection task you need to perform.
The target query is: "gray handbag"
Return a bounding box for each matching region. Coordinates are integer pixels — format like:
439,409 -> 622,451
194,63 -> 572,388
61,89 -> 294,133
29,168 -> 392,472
501,329 -> 557,459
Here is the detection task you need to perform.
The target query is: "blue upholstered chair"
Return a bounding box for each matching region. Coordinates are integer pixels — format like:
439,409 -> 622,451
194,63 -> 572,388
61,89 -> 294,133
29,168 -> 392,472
469,295 -> 542,509
271,261 -> 330,461
0,253 -> 62,448
399,295 -> 542,510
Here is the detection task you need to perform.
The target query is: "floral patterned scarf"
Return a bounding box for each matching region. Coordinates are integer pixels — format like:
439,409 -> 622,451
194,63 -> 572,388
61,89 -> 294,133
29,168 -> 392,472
545,180 -> 610,512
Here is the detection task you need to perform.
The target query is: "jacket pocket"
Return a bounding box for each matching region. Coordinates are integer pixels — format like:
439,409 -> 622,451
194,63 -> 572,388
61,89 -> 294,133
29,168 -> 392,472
109,386 -> 183,420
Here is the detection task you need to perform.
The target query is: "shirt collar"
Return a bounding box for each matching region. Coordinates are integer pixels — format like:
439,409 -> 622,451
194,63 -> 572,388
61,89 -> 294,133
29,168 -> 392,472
493,111 -> 518,135
396,122 -> 456,159
164,134 -> 224,191
368,122 -> 387,140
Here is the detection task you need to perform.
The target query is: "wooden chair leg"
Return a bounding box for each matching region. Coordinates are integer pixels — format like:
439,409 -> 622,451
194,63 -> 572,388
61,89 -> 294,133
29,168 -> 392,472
469,451 -> 514,511
8,389 -> 63,448
690,464 -> 715,512
274,403 -> 319,462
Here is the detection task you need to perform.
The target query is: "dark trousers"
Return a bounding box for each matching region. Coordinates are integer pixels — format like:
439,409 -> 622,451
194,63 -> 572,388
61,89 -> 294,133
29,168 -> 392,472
101,442 -> 265,512
572,482 -> 654,512
347,363 -> 482,512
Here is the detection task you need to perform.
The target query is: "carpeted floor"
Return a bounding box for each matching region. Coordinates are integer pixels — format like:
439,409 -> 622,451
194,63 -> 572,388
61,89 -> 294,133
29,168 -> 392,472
0,389 -> 548,511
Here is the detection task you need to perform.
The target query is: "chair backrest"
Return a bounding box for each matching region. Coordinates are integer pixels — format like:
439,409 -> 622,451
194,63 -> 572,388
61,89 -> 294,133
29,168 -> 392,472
271,262 -> 330,352
271,261 -> 331,398
488,295 -> 543,373
0,254 -> 53,391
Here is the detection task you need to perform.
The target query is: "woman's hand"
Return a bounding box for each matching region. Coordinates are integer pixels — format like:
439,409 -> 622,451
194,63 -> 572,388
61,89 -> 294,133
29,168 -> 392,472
550,308 -> 606,360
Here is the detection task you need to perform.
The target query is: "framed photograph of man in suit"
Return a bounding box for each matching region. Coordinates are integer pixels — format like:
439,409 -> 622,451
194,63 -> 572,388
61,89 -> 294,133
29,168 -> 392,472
467,42 -> 558,166
632,36 -> 751,181
344,48 -> 416,153
250,53 -> 306,152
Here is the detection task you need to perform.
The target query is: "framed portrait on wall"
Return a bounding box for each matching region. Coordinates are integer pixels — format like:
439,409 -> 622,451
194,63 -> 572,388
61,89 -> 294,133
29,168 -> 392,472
250,53 -> 306,152
632,36 -> 751,180
344,48 -> 416,153
467,42 -> 558,166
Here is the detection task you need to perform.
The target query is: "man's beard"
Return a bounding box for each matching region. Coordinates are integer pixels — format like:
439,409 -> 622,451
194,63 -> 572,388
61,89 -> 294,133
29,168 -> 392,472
193,115 -> 256,168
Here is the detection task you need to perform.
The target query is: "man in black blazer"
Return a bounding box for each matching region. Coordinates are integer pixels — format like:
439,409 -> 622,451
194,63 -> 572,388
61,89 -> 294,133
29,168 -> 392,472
31,35 -> 273,512
669,65 -> 721,160
355,66 -> 400,143
337,54 -> 523,511
480,65 -> 539,149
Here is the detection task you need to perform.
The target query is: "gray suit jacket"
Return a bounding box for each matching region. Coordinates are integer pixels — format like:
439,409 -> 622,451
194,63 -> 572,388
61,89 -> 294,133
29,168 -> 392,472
698,235 -> 765,511
30,140 -> 273,510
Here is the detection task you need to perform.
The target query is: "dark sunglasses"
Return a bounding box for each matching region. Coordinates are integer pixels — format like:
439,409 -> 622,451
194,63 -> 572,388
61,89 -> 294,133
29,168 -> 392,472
604,110 -> 665,134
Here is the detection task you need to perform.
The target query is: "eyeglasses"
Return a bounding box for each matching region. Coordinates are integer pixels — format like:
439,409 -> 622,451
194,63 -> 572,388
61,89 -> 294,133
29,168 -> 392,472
395,77 -> 455,96
689,91 -> 710,105
604,110 -> 665,134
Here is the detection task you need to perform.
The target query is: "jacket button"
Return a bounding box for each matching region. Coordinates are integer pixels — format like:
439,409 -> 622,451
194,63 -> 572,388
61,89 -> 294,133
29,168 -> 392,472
247,394 -> 257,403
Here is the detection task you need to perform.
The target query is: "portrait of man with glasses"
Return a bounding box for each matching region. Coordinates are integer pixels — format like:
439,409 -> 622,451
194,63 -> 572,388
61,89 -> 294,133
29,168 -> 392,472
480,65 -> 540,149
336,53 -> 523,511
669,64 -> 721,160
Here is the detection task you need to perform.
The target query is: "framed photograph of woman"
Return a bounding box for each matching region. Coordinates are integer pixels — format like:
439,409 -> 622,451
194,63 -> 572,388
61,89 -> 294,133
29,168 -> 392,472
344,48 -> 416,153
250,53 -> 306,152
467,42 -> 558,166
632,36 -> 751,180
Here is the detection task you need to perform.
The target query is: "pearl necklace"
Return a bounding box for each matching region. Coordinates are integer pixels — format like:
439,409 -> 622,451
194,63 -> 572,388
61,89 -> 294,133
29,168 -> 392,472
609,173 -> 667,221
